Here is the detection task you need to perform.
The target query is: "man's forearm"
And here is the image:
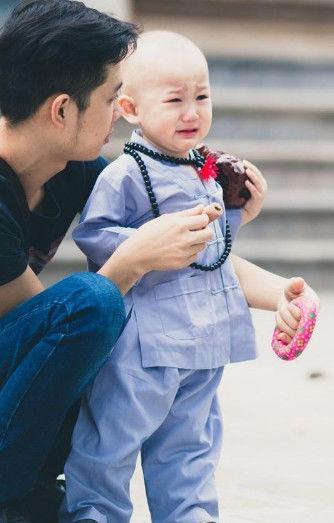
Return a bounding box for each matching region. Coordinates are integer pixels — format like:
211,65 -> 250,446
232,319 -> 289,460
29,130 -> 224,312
98,247 -> 145,296
231,254 -> 288,311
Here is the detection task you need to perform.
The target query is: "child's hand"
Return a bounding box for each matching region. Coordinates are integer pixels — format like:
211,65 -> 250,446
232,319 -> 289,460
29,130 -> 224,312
241,160 -> 267,225
203,202 -> 224,224
275,277 -> 320,344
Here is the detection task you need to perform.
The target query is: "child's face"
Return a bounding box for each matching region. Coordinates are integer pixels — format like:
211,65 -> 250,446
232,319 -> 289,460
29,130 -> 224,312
128,62 -> 212,157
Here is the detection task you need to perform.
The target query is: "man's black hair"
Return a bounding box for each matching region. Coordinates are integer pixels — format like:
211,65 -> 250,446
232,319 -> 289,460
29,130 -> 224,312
0,0 -> 139,125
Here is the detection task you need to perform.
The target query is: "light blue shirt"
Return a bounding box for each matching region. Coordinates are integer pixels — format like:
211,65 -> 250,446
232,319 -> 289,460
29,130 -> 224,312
73,130 -> 257,368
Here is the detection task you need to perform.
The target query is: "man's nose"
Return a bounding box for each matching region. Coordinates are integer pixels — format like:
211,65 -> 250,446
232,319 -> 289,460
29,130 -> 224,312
112,103 -> 121,123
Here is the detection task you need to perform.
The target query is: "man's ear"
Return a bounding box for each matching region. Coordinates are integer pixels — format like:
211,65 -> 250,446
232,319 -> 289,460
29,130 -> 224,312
117,95 -> 139,124
50,94 -> 72,128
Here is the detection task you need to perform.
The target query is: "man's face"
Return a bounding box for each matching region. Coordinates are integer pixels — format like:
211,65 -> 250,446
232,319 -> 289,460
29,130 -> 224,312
68,64 -> 122,161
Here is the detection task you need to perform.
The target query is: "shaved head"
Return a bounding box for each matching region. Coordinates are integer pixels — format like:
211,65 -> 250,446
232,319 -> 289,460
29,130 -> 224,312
122,31 -> 209,96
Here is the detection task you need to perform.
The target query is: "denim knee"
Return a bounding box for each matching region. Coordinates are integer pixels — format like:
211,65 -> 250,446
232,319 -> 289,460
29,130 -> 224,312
61,272 -> 125,348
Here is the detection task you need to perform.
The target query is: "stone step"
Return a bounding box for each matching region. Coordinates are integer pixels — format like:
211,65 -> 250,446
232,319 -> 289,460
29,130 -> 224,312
233,238 -> 334,289
259,168 -> 334,190
238,212 -> 333,239
209,114 -> 334,142
135,0 -> 334,23
208,56 -> 334,89
264,189 -> 334,211
234,238 -> 334,262
136,14 -> 334,61
212,87 -> 334,114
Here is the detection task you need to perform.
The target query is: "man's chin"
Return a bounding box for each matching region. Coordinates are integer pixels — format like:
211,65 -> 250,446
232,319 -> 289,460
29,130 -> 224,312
70,148 -> 104,162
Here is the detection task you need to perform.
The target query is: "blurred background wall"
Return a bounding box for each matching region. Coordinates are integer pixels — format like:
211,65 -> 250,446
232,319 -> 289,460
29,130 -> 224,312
1,0 -> 334,289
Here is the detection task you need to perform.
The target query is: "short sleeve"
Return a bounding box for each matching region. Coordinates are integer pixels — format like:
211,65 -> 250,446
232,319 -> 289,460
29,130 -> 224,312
0,174 -> 29,285
0,231 -> 27,285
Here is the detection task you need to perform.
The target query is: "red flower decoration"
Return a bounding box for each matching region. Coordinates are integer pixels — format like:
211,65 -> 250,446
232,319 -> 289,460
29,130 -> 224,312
198,155 -> 218,181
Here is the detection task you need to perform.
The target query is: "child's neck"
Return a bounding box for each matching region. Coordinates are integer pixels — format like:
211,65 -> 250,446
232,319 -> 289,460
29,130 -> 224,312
141,133 -> 191,159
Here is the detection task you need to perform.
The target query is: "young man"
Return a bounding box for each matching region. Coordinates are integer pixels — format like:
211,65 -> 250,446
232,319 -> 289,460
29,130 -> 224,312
0,1 -> 318,522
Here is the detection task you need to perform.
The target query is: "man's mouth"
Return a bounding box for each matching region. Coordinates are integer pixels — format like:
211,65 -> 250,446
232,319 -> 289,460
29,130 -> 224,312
104,129 -> 114,144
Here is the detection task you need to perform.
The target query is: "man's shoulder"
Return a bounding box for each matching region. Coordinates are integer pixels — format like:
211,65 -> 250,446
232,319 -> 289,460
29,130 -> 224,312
51,156 -> 109,209
63,156 -> 109,182
0,159 -> 28,226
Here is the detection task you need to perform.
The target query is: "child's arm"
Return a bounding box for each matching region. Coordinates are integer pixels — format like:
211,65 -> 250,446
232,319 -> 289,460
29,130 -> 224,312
73,173 -> 137,269
241,160 -> 267,225
231,254 -> 320,343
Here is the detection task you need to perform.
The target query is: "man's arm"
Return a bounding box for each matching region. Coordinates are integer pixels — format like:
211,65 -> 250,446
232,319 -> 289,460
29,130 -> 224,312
0,206 -> 212,315
0,266 -> 45,317
98,206 -> 212,295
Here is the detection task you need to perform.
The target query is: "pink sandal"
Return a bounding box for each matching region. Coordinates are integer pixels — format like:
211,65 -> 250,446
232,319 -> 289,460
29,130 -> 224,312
271,297 -> 318,360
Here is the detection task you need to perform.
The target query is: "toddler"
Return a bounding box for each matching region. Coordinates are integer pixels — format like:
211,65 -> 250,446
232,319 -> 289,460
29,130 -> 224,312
60,31 -> 302,523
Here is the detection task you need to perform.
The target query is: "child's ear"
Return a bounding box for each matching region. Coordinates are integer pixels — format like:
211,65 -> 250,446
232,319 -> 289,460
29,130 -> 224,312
117,95 -> 139,124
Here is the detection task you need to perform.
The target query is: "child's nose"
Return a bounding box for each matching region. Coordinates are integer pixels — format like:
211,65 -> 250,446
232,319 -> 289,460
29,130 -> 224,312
182,106 -> 199,122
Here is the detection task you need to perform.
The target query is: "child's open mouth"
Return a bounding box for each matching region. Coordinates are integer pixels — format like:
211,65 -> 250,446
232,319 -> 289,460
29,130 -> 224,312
176,129 -> 199,138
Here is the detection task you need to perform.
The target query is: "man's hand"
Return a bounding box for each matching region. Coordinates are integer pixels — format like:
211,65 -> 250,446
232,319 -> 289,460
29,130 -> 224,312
275,277 -> 320,344
117,204 -> 212,271
241,160 -> 267,225
203,202 -> 224,223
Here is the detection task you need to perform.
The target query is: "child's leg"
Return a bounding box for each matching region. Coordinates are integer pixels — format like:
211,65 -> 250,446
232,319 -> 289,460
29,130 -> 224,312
59,338 -> 180,523
142,367 -> 224,523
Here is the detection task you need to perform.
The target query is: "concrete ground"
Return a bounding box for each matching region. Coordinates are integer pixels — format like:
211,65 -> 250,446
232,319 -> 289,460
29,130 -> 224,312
128,291 -> 334,523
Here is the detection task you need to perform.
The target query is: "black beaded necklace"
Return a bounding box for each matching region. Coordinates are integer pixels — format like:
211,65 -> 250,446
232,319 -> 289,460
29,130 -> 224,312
123,141 -> 232,271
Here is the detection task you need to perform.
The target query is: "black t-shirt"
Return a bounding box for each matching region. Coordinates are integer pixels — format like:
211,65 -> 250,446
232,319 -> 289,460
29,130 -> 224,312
0,156 -> 108,285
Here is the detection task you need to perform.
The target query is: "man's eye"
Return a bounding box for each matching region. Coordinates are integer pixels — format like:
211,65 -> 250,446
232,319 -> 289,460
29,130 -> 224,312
109,89 -> 121,103
197,95 -> 209,100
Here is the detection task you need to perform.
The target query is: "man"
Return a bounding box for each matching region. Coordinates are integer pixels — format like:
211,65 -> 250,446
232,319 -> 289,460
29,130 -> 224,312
0,1 -> 318,522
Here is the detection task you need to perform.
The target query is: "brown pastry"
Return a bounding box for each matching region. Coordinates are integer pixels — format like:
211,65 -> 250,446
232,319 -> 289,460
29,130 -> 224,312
196,144 -> 251,209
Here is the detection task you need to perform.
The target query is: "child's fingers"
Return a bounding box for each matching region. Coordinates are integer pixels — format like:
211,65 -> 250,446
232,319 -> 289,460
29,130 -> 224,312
275,311 -> 298,338
245,179 -> 262,199
277,332 -> 292,344
244,167 -> 267,194
243,160 -> 266,182
278,305 -> 300,330
289,301 -> 302,320
243,159 -> 261,175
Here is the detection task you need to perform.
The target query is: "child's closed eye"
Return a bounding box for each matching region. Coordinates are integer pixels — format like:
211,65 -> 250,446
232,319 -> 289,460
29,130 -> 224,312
165,98 -> 182,103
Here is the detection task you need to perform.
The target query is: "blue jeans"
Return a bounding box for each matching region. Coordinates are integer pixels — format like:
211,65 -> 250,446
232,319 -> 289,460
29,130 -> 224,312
0,272 -> 125,504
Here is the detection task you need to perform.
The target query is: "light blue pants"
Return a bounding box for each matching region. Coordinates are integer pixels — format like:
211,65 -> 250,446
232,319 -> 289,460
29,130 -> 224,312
60,336 -> 224,523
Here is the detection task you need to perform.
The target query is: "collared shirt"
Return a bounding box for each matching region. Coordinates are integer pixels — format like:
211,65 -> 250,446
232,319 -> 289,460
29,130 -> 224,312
73,130 -> 257,368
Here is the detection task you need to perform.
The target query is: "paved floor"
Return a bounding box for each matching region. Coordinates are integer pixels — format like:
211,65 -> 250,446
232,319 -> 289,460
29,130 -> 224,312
127,292 -> 334,523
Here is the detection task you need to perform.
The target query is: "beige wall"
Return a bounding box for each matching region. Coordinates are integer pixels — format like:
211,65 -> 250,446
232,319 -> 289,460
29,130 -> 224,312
82,0 -> 133,19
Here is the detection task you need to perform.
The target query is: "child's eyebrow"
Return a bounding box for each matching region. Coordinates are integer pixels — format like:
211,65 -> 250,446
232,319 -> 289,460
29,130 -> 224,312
165,86 -> 184,94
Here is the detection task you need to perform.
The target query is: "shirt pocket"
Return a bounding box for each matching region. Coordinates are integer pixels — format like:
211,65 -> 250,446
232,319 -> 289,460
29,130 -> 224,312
154,276 -> 214,340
